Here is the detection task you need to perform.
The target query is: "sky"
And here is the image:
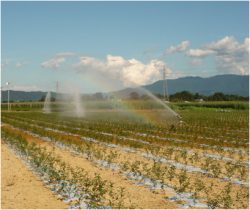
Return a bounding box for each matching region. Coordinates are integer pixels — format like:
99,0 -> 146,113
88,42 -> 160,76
1,1 -> 249,94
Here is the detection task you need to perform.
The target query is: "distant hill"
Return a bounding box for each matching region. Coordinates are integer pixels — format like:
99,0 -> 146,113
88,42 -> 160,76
1,91 -> 57,102
1,74 -> 248,102
110,74 -> 249,98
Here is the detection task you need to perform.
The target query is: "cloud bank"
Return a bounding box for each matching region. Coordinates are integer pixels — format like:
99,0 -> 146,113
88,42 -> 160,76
41,54 -> 170,87
186,36 -> 249,75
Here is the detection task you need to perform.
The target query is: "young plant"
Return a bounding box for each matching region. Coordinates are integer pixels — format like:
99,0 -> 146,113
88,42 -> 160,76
201,157 -> 214,172
225,161 -> 236,179
167,165 -> 176,182
210,162 -> 222,178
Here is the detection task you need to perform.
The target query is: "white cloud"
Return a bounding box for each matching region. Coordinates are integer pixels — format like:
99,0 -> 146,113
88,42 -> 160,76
43,53 -> 205,87
164,41 -> 190,55
189,59 -> 203,66
201,36 -> 247,53
0,60 -> 9,67
41,58 -> 65,69
186,49 -> 214,57
186,36 -> 249,75
1,60 -> 9,71
41,52 -> 87,69
71,55 -> 168,87
14,61 -> 28,68
143,45 -> 156,55
15,62 -> 22,68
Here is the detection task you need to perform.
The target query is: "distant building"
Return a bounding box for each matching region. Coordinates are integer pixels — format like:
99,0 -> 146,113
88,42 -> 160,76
195,99 -> 204,102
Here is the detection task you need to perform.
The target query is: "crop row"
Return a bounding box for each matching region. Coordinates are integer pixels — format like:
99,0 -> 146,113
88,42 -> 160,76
2,124 -> 249,209
0,116 -> 247,187
2,115 -> 248,154
5,113 -> 249,144
1,127 -> 132,209
2,115 -> 249,168
3,111 -> 248,140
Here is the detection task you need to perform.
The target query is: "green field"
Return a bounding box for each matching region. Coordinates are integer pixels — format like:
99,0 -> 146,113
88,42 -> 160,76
1,100 -> 249,111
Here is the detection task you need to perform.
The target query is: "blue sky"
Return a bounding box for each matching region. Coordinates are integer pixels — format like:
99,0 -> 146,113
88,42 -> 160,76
1,1 -> 249,94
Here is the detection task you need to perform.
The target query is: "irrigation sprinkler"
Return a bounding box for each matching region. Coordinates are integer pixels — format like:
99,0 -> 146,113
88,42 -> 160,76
170,115 -> 189,131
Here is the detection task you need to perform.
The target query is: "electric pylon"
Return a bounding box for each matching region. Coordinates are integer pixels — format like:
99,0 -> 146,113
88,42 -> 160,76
55,80 -> 59,102
163,65 -> 169,101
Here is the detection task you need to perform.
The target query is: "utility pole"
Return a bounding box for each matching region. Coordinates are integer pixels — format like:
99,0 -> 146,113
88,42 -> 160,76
163,65 -> 169,101
6,82 -> 10,111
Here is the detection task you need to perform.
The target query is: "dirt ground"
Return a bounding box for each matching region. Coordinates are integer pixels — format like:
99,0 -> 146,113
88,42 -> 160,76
1,125 -> 179,209
1,142 -> 68,209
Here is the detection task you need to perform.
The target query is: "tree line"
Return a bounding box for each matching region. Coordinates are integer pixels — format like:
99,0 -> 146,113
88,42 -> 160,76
3,91 -> 248,103
129,91 -> 249,102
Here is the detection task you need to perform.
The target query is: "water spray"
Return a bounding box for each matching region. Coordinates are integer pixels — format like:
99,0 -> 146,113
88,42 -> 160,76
42,91 -> 51,113
135,86 -> 188,129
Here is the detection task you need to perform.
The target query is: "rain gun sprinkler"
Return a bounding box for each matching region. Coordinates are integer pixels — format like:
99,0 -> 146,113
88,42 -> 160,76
170,114 -> 189,131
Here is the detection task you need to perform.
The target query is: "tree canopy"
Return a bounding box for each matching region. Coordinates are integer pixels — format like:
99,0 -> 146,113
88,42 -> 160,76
130,92 -> 139,100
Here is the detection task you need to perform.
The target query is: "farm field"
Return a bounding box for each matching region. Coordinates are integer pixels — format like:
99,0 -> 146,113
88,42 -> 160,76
1,101 -> 249,111
1,107 -> 249,209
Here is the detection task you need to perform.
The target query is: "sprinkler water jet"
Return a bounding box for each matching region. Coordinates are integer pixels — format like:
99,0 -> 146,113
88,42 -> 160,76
42,91 -> 51,113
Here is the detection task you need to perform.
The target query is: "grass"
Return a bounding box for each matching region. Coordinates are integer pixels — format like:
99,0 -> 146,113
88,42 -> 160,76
171,101 -> 249,110
2,100 -> 249,111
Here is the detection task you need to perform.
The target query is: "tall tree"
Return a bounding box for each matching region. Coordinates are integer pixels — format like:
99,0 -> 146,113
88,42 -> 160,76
93,92 -> 104,100
130,92 -> 139,100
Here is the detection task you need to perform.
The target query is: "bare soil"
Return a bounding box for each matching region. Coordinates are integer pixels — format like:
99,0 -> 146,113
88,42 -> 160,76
1,142 -> 68,209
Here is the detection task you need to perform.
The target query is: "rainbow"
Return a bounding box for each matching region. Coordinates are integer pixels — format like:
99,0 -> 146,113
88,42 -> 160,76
78,74 -> 178,125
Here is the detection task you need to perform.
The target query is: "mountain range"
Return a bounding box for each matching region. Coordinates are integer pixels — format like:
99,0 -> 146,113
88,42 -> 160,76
1,91 -> 56,102
110,74 -> 249,99
1,74 -> 249,102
